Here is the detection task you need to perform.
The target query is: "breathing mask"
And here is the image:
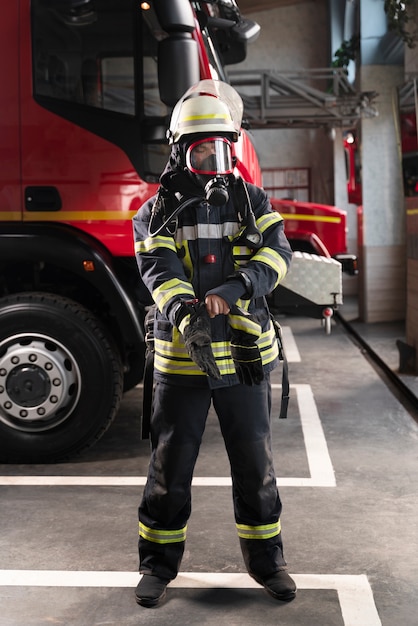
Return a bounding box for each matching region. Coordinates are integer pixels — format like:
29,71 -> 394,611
185,137 -> 234,206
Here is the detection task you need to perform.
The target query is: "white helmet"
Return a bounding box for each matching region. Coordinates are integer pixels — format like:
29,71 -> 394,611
167,79 -> 243,144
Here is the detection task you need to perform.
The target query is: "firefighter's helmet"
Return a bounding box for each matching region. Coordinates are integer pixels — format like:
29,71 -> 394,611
167,79 -> 243,144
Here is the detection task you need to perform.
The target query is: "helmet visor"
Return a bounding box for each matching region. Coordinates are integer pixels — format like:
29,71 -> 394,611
186,137 -> 234,176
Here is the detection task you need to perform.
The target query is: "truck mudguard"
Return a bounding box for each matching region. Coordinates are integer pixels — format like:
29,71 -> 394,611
0,222 -> 144,350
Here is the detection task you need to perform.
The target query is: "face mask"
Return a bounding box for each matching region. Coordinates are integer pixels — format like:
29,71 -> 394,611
186,137 -> 234,206
196,174 -> 230,206
186,137 -> 234,175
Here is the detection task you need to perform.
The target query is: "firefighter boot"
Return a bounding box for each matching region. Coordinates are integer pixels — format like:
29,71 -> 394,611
250,570 -> 296,602
240,536 -> 296,602
135,574 -> 170,607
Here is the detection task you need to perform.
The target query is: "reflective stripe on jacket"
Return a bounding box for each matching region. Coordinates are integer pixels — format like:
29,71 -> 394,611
133,181 -> 292,388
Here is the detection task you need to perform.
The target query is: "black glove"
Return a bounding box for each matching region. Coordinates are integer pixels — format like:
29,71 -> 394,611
175,300 -> 221,380
229,307 -> 264,385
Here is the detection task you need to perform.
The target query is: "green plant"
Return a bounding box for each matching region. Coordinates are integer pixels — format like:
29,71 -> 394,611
332,35 -> 360,69
384,0 -> 417,48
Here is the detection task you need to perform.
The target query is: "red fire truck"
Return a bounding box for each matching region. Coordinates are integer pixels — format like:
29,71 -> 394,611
0,0 -> 353,462
343,111 -> 418,202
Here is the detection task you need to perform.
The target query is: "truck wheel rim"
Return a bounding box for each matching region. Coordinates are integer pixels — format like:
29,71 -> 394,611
0,333 -> 81,432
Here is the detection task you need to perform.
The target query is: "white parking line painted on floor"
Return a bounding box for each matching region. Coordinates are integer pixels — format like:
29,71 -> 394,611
0,384 -> 335,488
280,326 -> 301,362
0,571 -> 381,626
272,383 -> 336,487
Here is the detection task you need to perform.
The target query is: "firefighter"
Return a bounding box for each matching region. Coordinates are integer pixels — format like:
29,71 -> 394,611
133,80 -> 296,607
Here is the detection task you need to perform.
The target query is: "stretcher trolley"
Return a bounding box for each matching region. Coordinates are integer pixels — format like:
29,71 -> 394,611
268,251 -> 343,334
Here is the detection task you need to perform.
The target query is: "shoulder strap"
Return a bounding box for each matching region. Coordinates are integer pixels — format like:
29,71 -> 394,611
230,177 -> 263,249
141,306 -> 156,439
270,314 -> 290,419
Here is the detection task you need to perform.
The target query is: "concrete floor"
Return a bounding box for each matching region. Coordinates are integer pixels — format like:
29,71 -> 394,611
0,306 -> 417,625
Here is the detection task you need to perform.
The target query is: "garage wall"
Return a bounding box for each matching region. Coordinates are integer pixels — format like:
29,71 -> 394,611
233,1 -> 334,205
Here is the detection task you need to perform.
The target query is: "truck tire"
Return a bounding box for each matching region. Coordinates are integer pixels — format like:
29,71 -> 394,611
0,293 -> 124,463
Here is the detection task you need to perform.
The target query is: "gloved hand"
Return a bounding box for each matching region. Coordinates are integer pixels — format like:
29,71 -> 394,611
175,300 -> 221,380
229,306 -> 264,385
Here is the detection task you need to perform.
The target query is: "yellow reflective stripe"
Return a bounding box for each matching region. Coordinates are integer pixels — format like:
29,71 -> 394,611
15,210 -> 342,225
234,259 -> 251,270
135,235 -> 177,254
257,324 -> 277,349
155,332 -> 187,357
154,339 -> 236,377
236,298 -> 250,311
155,357 -> 236,377
213,342 -> 237,375
154,353 -> 206,376
0,212 -> 22,221
154,335 -> 206,376
257,212 -> 284,231
229,313 -> 261,337
156,333 -> 230,359
154,328 -> 277,376
139,522 -> 187,544
180,113 -> 229,122
251,248 -> 288,286
236,520 -> 281,540
228,227 -> 246,244
212,341 -> 230,357
232,245 -> 252,256
152,278 -> 195,311
259,337 -> 279,365
262,348 -> 278,366
281,213 -> 341,224
20,210 -> 137,221
178,314 -> 191,335
232,245 -> 253,269
176,240 -> 194,280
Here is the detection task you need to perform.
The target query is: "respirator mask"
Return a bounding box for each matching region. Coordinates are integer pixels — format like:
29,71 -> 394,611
185,137 -> 234,206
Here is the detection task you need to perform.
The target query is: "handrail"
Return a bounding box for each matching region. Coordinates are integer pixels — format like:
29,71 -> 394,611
228,68 -> 378,128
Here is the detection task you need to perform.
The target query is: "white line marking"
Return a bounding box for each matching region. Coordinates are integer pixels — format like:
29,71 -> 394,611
0,571 -> 381,625
0,475 -> 148,486
281,326 -> 301,362
272,383 -> 336,487
0,384 -> 335,488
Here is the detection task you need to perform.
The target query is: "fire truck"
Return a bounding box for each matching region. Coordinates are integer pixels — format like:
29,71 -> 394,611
344,111 -> 418,371
345,111 -> 418,201
0,0 -> 353,462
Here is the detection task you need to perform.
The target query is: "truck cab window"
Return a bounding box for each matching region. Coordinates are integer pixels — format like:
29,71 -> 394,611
32,0 -> 135,114
31,0 -> 170,179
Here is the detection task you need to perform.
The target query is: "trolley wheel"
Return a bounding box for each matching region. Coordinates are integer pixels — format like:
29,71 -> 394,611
322,307 -> 334,335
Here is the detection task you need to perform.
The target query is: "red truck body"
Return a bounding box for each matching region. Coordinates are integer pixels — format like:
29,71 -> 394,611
344,114 -> 418,203
0,0 -> 351,462
271,198 -> 348,257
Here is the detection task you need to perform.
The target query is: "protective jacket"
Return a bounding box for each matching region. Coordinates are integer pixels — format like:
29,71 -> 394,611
133,164 -> 292,388
134,152 -> 294,583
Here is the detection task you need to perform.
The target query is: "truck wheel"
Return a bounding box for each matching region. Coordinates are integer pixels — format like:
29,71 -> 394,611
0,293 -> 124,463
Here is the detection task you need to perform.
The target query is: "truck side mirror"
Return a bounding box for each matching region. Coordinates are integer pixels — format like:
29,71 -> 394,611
158,35 -> 200,107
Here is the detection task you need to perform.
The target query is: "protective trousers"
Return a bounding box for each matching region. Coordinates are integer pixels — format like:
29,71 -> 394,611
138,379 -> 287,581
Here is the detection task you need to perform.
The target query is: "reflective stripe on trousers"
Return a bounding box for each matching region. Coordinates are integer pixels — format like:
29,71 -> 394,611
138,378 -> 286,580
